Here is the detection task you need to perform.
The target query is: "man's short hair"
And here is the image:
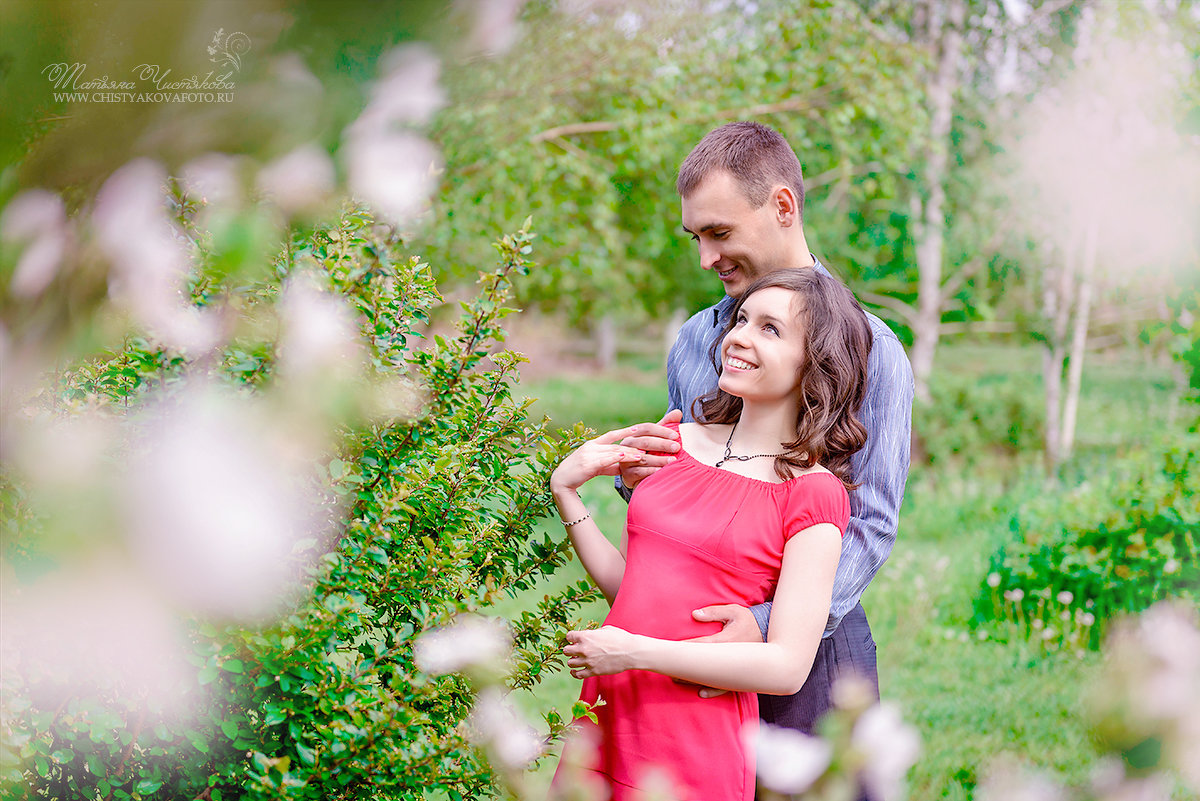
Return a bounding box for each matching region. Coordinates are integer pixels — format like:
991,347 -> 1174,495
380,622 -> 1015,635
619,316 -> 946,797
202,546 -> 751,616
676,121 -> 805,214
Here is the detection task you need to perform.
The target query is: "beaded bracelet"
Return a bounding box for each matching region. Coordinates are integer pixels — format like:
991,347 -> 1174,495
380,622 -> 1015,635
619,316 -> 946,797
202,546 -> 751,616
560,512 -> 591,528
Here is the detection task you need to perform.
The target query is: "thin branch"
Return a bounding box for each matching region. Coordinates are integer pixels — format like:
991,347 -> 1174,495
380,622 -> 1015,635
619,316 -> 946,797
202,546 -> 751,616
858,290 -> 917,326
530,121 -> 620,143
804,161 -> 884,192
541,135 -> 595,163
939,226 -> 1007,298
1027,0 -> 1079,25
527,87 -> 840,147
938,320 -> 1019,335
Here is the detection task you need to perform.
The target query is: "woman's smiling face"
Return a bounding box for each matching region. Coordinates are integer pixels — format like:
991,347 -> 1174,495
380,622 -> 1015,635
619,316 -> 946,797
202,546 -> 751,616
717,285 -> 806,405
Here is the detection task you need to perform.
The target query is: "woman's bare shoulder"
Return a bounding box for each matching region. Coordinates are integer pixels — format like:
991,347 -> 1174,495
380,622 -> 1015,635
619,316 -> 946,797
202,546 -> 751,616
679,421 -> 729,461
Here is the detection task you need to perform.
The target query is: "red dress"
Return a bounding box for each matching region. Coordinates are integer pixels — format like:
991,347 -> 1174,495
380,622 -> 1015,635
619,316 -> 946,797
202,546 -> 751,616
559,422 -> 850,801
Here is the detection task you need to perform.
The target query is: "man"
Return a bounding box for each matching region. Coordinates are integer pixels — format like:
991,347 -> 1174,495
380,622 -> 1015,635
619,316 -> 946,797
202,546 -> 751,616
616,121 -> 913,735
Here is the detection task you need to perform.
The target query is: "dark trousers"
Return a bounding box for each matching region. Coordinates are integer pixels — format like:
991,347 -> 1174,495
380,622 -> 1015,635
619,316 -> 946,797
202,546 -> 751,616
757,603 -> 878,801
758,602 -> 879,732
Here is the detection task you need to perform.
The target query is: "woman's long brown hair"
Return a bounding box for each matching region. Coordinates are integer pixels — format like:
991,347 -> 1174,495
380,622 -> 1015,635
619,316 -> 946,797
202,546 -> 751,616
694,270 -> 872,488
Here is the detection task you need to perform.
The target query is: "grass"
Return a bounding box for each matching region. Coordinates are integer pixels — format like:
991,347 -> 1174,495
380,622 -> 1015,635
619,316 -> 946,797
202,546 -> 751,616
505,341 -> 1186,799
520,370 -> 667,437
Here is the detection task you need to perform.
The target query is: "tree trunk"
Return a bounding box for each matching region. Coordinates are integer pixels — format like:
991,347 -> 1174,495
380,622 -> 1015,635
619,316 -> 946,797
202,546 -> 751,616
910,0 -> 965,402
1042,341 -> 1063,469
1042,237 -> 1065,469
596,314 -> 617,370
1059,219 -> 1098,459
663,308 -> 687,367
1042,223 -> 1087,471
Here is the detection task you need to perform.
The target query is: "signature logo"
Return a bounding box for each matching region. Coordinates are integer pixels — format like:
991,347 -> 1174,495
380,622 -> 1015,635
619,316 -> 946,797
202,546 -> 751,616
207,29 -> 252,72
43,30 -> 250,104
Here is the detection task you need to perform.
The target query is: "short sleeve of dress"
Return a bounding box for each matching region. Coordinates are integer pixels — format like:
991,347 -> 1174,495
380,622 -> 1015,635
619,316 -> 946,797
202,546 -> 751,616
784,473 -> 851,540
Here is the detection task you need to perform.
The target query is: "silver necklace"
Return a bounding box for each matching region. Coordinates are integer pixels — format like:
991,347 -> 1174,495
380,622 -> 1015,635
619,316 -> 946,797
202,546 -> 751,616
713,421 -> 785,469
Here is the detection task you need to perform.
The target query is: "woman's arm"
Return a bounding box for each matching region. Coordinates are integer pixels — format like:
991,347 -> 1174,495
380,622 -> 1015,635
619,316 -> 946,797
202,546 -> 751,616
563,522 -> 842,694
550,427 -> 645,605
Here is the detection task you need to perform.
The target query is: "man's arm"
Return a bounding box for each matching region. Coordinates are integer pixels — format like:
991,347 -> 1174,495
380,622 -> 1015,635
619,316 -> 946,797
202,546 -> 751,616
564,523 -> 843,695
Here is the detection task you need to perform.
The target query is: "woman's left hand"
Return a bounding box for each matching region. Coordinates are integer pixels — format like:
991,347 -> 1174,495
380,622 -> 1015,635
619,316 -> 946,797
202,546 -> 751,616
564,626 -> 639,678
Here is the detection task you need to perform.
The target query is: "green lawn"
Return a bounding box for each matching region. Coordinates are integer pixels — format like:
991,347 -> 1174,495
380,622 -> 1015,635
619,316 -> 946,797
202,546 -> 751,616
505,342 -> 1184,798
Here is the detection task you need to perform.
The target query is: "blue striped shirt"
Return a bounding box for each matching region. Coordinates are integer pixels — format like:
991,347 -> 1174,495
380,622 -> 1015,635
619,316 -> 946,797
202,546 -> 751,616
665,259 -> 913,637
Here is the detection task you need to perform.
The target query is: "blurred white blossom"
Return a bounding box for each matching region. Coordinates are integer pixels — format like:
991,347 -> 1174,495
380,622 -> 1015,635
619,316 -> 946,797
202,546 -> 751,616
747,722 -> 831,794
344,132 -> 441,229
615,10 -> 642,37
180,153 -> 242,208
455,0 -> 525,54
11,411 -> 114,490
467,687 -> 543,769
278,271 -> 363,383
94,159 -> 222,354
853,702 -> 921,801
0,564 -> 196,710
1104,601 -> 1200,789
414,614 -> 512,676
353,45 -> 445,133
1000,0 -> 1031,25
256,145 -> 335,217
1,189 -> 69,298
978,763 -> 1066,801
343,46 -> 444,228
1089,760 -> 1174,801
1127,603 -> 1200,721
124,383 -> 321,620
831,673 -> 876,712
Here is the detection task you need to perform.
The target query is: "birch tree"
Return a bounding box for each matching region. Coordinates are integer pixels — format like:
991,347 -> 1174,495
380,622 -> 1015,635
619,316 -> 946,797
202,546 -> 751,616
1009,2 -> 1200,468
857,0 -> 1081,400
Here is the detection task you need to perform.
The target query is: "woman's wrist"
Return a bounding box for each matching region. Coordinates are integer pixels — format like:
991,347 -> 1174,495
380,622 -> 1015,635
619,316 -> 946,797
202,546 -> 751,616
550,481 -> 578,502
625,632 -> 650,671
549,466 -> 579,497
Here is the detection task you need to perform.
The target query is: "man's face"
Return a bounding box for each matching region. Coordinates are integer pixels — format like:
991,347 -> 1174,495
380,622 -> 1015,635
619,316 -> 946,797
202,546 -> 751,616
680,170 -> 792,299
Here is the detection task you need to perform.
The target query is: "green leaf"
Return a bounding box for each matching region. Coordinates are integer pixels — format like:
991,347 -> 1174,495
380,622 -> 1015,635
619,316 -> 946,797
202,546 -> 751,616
295,742 -> 317,766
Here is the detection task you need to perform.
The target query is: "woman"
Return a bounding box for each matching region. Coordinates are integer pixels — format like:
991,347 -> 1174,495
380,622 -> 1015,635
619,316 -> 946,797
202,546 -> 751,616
549,269 -> 873,800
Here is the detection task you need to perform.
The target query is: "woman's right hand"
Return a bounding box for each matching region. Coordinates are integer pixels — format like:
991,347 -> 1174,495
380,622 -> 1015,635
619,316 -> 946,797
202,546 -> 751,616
550,427 -> 646,496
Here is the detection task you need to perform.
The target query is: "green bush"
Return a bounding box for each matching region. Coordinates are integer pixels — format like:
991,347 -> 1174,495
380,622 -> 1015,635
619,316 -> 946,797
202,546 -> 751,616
0,213 -> 594,800
971,440 -> 1200,651
911,372 -> 1044,467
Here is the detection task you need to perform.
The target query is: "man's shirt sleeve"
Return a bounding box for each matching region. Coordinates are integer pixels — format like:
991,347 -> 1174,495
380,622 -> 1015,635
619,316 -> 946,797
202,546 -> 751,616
826,328 -> 913,631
